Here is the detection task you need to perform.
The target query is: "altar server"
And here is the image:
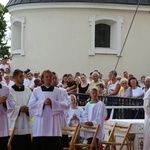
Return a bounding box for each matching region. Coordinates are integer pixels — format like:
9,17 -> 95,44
9,69 -> 32,150
84,87 -> 107,145
28,70 -> 69,150
0,71 -> 16,150
143,87 -> 150,150
51,72 -> 71,148
67,94 -> 84,125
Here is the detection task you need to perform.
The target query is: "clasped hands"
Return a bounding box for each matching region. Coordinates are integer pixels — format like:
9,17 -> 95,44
85,122 -> 93,126
20,105 -> 29,113
0,96 -> 7,104
44,98 -> 52,106
71,114 -> 79,120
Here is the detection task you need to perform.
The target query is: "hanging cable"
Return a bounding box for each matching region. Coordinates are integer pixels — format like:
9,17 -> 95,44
113,0 -> 141,72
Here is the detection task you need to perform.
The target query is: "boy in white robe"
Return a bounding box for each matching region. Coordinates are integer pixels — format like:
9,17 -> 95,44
84,87 -> 107,149
0,71 -> 16,150
8,69 -> 32,150
28,70 -> 69,150
143,88 -> 150,150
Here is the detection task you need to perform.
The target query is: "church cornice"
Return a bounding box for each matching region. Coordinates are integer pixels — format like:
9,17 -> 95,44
7,2 -> 150,13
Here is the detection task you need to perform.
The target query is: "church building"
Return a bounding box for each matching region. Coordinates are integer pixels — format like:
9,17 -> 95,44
6,0 -> 150,78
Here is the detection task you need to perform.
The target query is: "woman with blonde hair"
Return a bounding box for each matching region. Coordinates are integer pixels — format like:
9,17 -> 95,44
67,94 -> 84,125
119,78 -> 129,97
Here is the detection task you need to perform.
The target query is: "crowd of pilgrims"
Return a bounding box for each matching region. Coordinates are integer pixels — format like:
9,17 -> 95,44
1,67 -> 150,98
0,56 -> 150,150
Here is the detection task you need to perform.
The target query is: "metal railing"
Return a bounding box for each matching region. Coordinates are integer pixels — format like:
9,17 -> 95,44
68,93 -> 144,119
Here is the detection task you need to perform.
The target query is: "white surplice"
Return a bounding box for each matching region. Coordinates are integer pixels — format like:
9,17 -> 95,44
58,87 -> 71,128
67,107 -> 84,125
83,101 -> 107,141
143,89 -> 150,150
8,87 -> 32,135
0,85 -> 16,137
28,86 -> 69,137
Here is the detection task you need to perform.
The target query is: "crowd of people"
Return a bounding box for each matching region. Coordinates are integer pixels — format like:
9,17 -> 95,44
0,56 -> 150,150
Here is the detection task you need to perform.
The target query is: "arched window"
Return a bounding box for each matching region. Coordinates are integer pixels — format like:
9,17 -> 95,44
89,15 -> 123,56
11,17 -> 25,55
95,24 -> 110,48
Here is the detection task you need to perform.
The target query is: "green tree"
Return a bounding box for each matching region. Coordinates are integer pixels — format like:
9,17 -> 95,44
0,3 -> 10,58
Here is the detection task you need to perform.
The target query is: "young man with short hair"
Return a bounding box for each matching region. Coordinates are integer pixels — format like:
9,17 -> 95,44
9,69 -> 32,150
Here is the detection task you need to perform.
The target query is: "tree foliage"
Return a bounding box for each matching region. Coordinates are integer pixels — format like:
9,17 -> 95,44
0,3 -> 10,58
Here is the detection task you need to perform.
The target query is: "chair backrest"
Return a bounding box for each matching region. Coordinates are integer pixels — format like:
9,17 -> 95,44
113,123 -> 132,149
102,122 -> 132,150
103,121 -> 116,142
74,123 -> 100,150
62,123 -> 80,150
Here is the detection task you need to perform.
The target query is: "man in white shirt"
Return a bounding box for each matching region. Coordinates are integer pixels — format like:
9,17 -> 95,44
26,72 -> 35,90
0,58 -> 9,73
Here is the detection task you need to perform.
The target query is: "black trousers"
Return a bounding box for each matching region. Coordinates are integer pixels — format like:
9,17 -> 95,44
12,134 -> 31,150
32,136 -> 63,150
87,137 -> 99,150
62,135 -> 69,147
0,136 -> 9,150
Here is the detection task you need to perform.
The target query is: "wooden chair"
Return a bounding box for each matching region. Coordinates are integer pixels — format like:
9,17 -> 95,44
74,123 -> 100,150
101,123 -> 132,150
8,128 -> 15,150
62,123 -> 80,150
101,121 -> 116,150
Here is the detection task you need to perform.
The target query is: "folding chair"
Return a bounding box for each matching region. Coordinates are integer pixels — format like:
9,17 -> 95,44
74,123 -> 100,150
101,123 -> 132,150
8,128 -> 15,150
101,121 -> 116,150
62,123 -> 80,150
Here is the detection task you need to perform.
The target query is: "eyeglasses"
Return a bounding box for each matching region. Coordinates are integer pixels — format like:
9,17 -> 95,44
122,82 -> 127,85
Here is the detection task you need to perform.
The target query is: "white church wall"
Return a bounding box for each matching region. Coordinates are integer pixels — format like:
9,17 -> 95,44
9,3 -> 150,79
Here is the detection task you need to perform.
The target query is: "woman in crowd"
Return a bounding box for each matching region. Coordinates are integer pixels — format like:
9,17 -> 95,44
126,77 -> 144,98
106,70 -> 121,118
119,78 -> 129,97
60,74 -> 68,89
107,70 -> 121,96
76,74 -> 89,105
125,77 -> 144,119
4,75 -> 15,88
77,74 -> 89,93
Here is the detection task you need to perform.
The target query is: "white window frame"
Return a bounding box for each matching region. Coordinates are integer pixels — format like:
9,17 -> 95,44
89,15 -> 123,56
11,17 -> 25,55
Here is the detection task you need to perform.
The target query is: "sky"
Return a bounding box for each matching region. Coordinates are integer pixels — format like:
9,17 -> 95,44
1,0 -> 11,46
0,0 -> 9,6
1,0 -> 10,21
